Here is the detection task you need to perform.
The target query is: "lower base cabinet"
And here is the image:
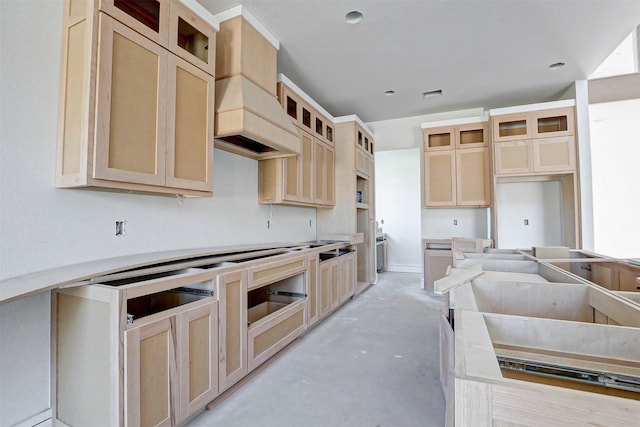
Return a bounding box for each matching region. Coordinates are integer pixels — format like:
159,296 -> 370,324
125,299 -> 219,427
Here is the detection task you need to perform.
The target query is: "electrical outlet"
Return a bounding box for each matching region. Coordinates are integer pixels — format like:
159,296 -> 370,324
381,219 -> 384,225
453,219 -> 458,226
115,220 -> 126,236
267,220 -> 271,229
524,219 -> 529,226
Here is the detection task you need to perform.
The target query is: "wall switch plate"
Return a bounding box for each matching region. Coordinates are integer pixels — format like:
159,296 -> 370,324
524,219 -> 529,226
453,219 -> 458,226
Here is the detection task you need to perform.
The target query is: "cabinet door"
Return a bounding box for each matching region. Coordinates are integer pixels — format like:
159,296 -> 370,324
424,151 -> 456,207
423,126 -> 454,151
165,55 -> 214,192
329,260 -> 340,311
175,301 -> 219,423
532,107 -> 575,139
314,140 -> 326,203
307,256 -> 320,327
591,264 -> 614,290
125,317 -> 175,427
325,146 -> 335,206
217,270 -> 247,392
339,253 -> 355,304
456,122 -> 489,149
492,112 -> 531,142
95,14 -> 167,186
168,0 -> 216,75
319,262 -> 332,318
533,136 -> 575,173
300,132 -> 314,203
283,153 -> 299,201
456,147 -> 490,206
424,250 -> 453,293
99,0 -> 170,47
618,269 -> 640,292
494,140 -> 533,175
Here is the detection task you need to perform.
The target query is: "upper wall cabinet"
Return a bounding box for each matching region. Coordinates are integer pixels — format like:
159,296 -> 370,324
422,121 -> 490,208
56,0 -> 217,196
491,106 -> 576,176
258,77 -> 335,208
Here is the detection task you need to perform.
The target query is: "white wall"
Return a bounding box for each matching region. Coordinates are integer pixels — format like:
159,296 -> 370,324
495,181 -> 563,249
421,208 -> 490,240
374,149 -> 422,272
589,98 -> 640,258
0,1 -> 315,424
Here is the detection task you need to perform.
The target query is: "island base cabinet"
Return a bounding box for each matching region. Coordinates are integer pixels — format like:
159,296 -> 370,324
125,299 -> 219,427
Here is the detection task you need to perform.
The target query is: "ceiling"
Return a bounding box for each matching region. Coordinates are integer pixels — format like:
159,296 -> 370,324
199,1 -> 640,123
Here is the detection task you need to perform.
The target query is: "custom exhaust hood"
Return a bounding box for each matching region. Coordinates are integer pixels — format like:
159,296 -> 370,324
213,7 -> 301,160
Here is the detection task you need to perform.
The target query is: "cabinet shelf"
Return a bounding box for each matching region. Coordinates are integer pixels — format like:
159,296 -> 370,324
356,202 -> 369,210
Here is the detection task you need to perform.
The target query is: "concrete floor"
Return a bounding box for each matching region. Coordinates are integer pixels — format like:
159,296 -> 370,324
187,272 -> 446,427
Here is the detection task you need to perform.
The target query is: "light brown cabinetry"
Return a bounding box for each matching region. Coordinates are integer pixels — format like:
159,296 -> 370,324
318,257 -> 339,317
125,299 -> 218,426
217,270 -> 247,392
258,80 -> 335,207
318,118 -> 376,292
57,0 -> 216,196
492,107 -> 576,176
422,122 -> 490,208
339,251 -> 356,304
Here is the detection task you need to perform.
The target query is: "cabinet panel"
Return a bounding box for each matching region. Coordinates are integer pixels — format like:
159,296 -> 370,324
247,299 -> 306,372
494,140 -> 533,175
424,249 -> 453,293
319,260 -> 336,318
307,256 -> 320,327
100,0 -> 170,47
125,317 -> 175,427
424,126 -> 454,151
591,264 -> 614,290
532,107 -> 575,138
300,133 -> 314,203
165,55 -> 214,191
329,260 -> 340,311
456,122 -> 489,149
492,112 -> 531,142
283,155 -> 299,200
314,141 -> 326,203
168,0 -> 216,75
424,151 -> 456,207
176,301 -> 218,423
217,270 -> 247,392
533,136 -> 575,173
95,14 -> 167,186
325,147 -> 335,206
456,147 -> 490,206
339,252 -> 356,304
618,269 -> 640,292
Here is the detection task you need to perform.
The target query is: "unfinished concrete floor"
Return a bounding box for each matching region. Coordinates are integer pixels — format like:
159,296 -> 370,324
187,272 -> 446,427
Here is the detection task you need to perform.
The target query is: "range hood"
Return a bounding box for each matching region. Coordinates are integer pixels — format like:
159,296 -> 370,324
213,8 -> 300,160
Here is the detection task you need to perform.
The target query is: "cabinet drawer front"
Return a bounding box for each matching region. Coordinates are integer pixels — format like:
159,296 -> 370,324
494,140 -> 533,175
248,257 -> 306,290
247,298 -> 306,371
533,136 -> 575,172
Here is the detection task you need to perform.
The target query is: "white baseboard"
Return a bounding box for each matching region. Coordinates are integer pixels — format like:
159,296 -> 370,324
12,409 -> 51,427
384,264 -> 422,274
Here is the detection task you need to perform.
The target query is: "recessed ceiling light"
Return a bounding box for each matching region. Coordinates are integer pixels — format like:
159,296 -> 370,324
422,89 -> 443,98
345,11 -> 364,24
384,90 -> 396,96
549,62 -> 565,70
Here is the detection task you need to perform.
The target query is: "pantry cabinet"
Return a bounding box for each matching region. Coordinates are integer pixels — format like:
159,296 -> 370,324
56,0 -> 217,196
422,121 -> 490,208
